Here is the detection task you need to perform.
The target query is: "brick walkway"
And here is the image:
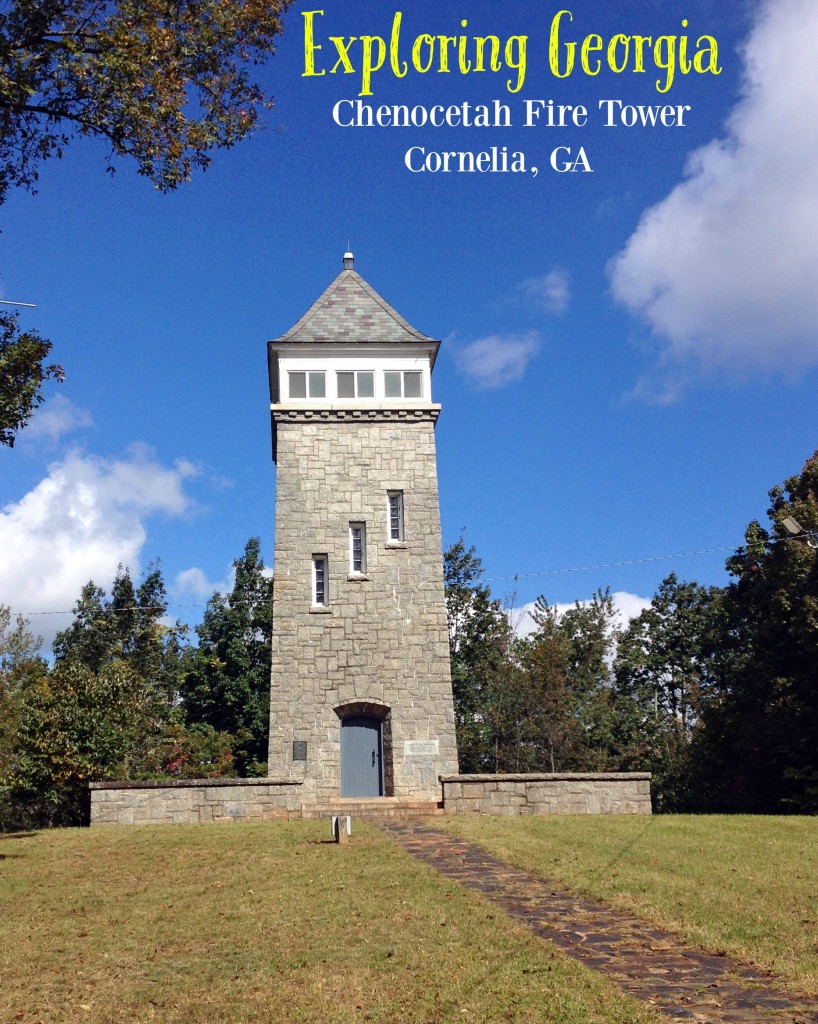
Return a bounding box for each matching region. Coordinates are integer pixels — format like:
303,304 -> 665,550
380,820 -> 818,1024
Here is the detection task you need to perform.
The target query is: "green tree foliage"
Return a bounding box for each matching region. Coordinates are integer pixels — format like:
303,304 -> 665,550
154,723 -> 235,779
181,538 -> 272,775
443,538 -> 518,772
444,543 -> 623,775
614,574 -> 721,809
0,0 -> 295,203
3,547 -> 274,827
0,605 -> 48,827
0,311 -> 63,447
517,590 -> 619,772
0,606 -> 46,768
6,564 -> 206,825
53,563 -> 182,703
691,452 -> 818,813
12,659 -> 156,826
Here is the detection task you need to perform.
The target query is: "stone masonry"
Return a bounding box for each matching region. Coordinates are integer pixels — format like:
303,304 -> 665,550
89,778 -> 303,826
266,256 -> 460,804
440,773 -> 652,816
88,773 -> 650,825
85,257 -> 653,827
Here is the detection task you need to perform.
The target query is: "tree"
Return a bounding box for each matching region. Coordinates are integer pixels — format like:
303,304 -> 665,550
690,452 -> 818,812
0,311 -> 63,447
0,605 -> 48,828
181,538 -> 272,775
613,573 -> 721,809
53,563 -> 183,702
153,722 -> 234,780
0,0 -> 295,204
518,590 -> 619,772
12,659 -> 154,826
5,561 -> 249,827
0,605 -> 47,759
443,538 -> 519,772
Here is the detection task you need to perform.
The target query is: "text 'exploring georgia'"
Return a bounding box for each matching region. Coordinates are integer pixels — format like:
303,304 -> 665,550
302,9 -> 722,97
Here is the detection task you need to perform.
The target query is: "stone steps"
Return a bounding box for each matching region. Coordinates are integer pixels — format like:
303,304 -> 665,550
300,798 -> 445,822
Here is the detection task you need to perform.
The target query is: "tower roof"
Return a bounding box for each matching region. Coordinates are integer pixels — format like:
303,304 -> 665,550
271,255 -> 438,349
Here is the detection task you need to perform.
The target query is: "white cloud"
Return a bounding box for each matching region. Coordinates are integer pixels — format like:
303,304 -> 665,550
520,270 -> 571,314
512,592 -> 651,638
609,0 -> 818,384
455,332 -> 541,389
173,566 -> 230,602
173,557 -> 271,608
0,445 -> 198,646
609,592 -> 653,627
23,394 -> 93,443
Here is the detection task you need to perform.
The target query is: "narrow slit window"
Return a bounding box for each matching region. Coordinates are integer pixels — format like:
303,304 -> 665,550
387,492 -> 404,542
349,523 -> 366,574
312,555 -> 328,606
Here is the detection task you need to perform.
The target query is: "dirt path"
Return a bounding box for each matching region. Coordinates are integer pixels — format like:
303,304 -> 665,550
380,820 -> 818,1024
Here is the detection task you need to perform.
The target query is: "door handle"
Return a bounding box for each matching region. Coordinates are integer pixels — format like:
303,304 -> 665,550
372,750 -> 376,767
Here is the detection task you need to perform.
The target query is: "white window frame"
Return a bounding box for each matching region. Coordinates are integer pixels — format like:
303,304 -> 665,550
336,370 -> 375,399
384,370 -> 423,399
288,370 -> 326,399
349,522 -> 367,574
387,491 -> 404,542
312,555 -> 328,606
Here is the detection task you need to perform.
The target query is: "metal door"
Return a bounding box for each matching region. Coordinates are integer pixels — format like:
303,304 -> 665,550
340,716 -> 383,797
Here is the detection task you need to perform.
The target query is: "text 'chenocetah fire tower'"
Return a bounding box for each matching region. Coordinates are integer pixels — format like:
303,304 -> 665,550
267,253 -> 459,803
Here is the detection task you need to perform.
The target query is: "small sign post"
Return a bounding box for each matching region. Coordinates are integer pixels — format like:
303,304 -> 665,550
331,815 -> 351,844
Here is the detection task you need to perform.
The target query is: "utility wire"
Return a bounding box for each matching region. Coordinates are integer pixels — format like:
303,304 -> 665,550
482,546 -> 736,584
9,544 -> 737,619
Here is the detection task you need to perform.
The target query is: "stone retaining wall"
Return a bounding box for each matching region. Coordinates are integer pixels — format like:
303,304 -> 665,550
89,778 -> 303,826
439,773 -> 652,815
89,772 -> 651,825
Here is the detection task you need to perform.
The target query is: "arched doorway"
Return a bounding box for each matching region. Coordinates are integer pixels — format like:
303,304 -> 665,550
340,716 -> 383,797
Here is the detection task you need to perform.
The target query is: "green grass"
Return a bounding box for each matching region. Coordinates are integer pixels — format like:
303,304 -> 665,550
440,814 -> 818,998
0,821 -> 659,1024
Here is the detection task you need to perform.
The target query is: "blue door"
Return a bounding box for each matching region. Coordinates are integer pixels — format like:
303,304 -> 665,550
341,716 -> 383,797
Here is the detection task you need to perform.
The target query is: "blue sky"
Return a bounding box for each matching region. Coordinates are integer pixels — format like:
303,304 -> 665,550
1,0 -> 817,646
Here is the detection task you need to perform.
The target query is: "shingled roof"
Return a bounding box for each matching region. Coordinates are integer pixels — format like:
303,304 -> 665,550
272,257 -> 438,348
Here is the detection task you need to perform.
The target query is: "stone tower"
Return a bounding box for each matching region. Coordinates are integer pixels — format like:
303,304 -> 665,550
267,253 -> 459,805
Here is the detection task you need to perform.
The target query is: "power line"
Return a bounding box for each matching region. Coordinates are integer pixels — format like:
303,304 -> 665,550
482,546 -> 736,584
8,544 -> 738,619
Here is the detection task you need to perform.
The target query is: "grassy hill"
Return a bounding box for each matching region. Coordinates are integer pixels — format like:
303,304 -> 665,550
442,814 -> 818,998
2,815 -> 816,1022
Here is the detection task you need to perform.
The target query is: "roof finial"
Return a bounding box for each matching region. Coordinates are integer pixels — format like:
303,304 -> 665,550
343,249 -> 354,270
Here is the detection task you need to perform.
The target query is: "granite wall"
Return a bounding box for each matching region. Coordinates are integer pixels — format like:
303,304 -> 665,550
89,778 -> 303,826
440,773 -> 652,815
89,773 -> 651,825
267,412 -> 459,802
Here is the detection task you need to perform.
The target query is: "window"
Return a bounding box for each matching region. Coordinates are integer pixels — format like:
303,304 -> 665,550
349,523 -> 366,574
312,555 -> 328,606
387,492 -> 404,542
337,370 -> 374,398
384,370 -> 423,399
289,371 -> 326,399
